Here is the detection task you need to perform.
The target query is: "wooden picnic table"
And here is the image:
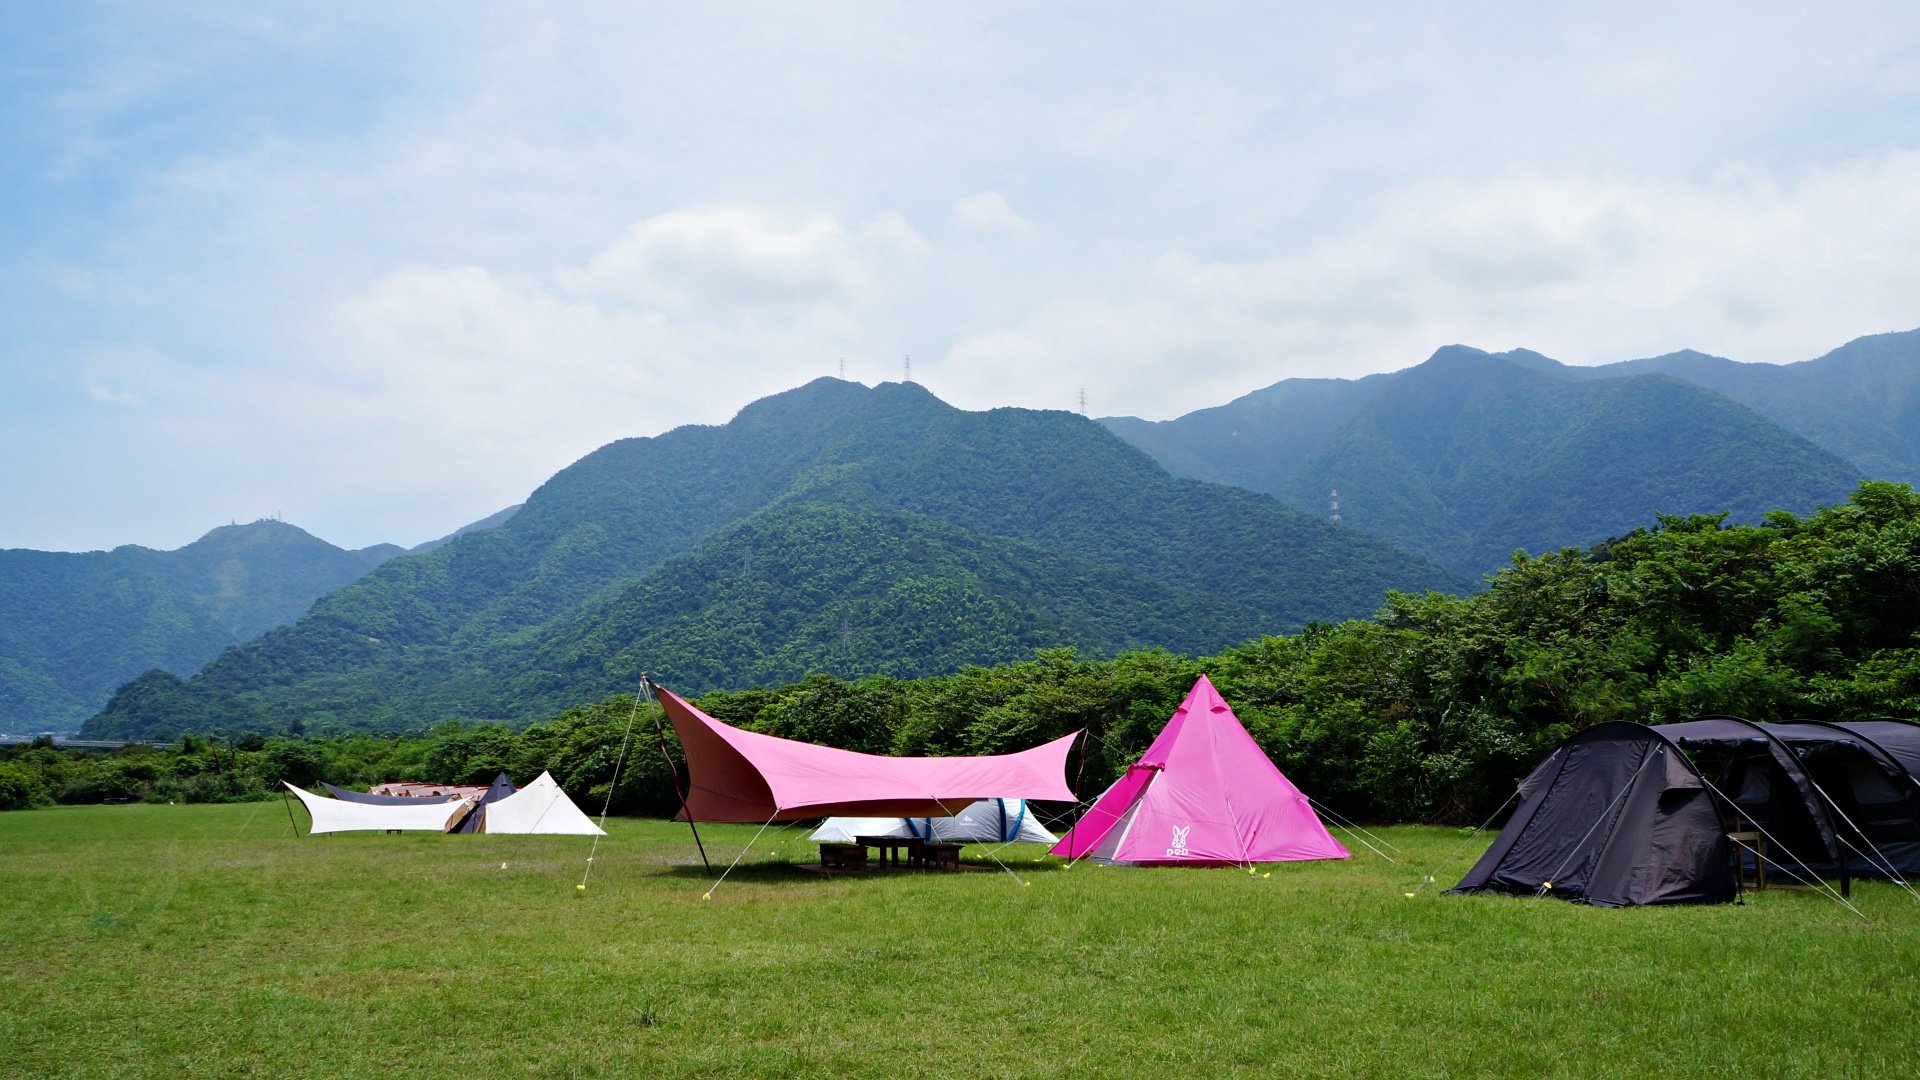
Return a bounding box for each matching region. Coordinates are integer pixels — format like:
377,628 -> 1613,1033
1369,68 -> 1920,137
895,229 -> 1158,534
855,835 -> 925,868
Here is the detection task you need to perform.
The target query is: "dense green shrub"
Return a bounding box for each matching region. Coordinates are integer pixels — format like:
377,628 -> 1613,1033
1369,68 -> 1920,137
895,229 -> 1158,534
0,763 -> 49,810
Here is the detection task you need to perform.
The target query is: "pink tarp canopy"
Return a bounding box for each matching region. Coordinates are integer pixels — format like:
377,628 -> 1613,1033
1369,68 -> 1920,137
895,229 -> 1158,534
1050,675 -> 1349,865
653,682 -> 1080,822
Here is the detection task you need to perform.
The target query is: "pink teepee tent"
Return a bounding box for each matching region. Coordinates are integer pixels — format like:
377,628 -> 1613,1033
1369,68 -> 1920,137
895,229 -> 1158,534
1051,675 -> 1349,866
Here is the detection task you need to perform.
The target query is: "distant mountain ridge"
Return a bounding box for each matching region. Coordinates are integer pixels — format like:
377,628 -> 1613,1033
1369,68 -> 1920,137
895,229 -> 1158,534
1565,329 -> 1920,485
83,379 -> 1462,738
407,504 -> 522,556
0,520 -> 402,732
1101,331 -> 1911,575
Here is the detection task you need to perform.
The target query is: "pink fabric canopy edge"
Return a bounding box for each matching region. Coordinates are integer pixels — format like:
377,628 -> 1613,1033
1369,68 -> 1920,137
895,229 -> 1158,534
653,682 -> 1080,823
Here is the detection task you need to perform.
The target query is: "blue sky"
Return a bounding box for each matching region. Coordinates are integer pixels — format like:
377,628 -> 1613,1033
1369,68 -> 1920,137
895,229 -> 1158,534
4,2 -> 1919,551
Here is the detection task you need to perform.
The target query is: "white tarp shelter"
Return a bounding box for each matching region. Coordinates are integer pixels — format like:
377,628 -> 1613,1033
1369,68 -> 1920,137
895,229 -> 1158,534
475,771 -> 606,835
809,797 -> 1058,845
282,781 -> 473,834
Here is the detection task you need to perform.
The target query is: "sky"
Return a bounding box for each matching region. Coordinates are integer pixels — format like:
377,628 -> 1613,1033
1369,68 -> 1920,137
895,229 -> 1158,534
4,2 -> 1919,553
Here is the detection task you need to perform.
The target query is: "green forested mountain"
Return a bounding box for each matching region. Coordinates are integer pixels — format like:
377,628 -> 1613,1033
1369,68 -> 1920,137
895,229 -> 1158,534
1570,328 -> 1920,484
0,521 -> 401,732
82,379 -> 1461,738
1104,340 -> 1870,576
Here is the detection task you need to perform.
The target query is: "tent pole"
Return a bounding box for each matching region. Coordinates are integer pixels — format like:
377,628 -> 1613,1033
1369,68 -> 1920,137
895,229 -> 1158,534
682,809 -> 713,877
1067,730 -> 1090,861
281,786 -> 302,838
647,677 -> 712,876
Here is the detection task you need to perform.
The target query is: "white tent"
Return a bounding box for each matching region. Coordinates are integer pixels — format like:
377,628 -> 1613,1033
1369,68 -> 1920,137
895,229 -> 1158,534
282,781 -> 474,834
809,798 -> 1058,845
473,771 -> 606,835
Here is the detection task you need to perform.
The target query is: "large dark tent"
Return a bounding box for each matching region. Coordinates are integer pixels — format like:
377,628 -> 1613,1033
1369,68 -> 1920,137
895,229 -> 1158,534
1451,716 -> 1920,906
1449,722 -> 1736,906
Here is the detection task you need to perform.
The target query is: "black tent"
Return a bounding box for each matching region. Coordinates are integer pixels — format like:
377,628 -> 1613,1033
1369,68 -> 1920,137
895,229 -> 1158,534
1449,722 -> 1735,906
1451,716 -> 1920,906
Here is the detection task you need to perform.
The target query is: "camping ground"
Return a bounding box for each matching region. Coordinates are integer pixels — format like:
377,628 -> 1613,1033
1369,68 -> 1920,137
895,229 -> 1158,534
3,804 -> 1918,1078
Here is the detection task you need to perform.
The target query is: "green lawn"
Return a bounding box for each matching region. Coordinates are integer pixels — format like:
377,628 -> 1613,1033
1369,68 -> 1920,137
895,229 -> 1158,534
2,803 -> 1917,1078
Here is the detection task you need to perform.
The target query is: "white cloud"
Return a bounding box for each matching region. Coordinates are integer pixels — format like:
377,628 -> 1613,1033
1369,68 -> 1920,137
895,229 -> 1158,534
271,204 -> 935,537
10,4 -> 1920,551
937,151 -> 1920,418
555,205 -> 929,314
952,192 -> 1031,236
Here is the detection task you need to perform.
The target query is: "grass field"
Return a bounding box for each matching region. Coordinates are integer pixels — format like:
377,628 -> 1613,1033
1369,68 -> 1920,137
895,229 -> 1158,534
3,803 -> 1918,1078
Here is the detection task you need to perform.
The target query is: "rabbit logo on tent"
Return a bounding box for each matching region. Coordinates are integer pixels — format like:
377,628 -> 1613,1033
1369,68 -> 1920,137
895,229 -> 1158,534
1167,824 -> 1191,857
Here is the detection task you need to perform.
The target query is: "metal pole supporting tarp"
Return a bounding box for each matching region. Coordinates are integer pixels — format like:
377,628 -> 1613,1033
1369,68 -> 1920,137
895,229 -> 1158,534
647,677 -> 712,876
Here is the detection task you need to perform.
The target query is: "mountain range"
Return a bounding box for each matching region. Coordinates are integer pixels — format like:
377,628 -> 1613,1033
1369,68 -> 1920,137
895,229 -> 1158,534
0,521 -> 402,732
82,379 -> 1458,739
42,328 -> 1920,739
1103,329 -> 1920,575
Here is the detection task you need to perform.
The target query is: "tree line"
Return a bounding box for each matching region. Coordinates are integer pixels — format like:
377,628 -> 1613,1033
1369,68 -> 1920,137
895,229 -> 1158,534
8,481 -> 1917,823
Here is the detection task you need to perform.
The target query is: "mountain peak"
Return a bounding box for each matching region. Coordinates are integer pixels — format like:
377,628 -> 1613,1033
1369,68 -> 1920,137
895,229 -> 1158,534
1423,344 -> 1495,366
191,518 -> 323,548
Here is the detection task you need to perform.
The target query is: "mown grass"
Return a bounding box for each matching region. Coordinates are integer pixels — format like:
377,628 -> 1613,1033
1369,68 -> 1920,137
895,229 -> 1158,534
2,803 -> 1917,1078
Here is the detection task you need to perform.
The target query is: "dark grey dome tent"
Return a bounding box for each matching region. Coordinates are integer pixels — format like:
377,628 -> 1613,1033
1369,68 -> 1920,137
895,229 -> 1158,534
1448,716 -> 1920,906
1448,722 -> 1739,906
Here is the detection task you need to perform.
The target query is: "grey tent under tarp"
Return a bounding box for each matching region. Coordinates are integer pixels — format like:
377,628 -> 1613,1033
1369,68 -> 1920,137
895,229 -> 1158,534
1450,716 -> 1920,906
450,773 -> 518,834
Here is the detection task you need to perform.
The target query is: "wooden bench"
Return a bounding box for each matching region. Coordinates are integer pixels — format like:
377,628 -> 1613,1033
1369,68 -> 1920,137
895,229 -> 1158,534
818,843 -> 870,871
922,842 -> 962,870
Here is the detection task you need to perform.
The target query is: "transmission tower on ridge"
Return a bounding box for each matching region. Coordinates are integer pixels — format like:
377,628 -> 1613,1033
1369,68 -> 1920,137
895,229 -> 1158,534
1330,487 -> 1343,524
1078,388 -> 1087,415
903,355 -> 913,383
